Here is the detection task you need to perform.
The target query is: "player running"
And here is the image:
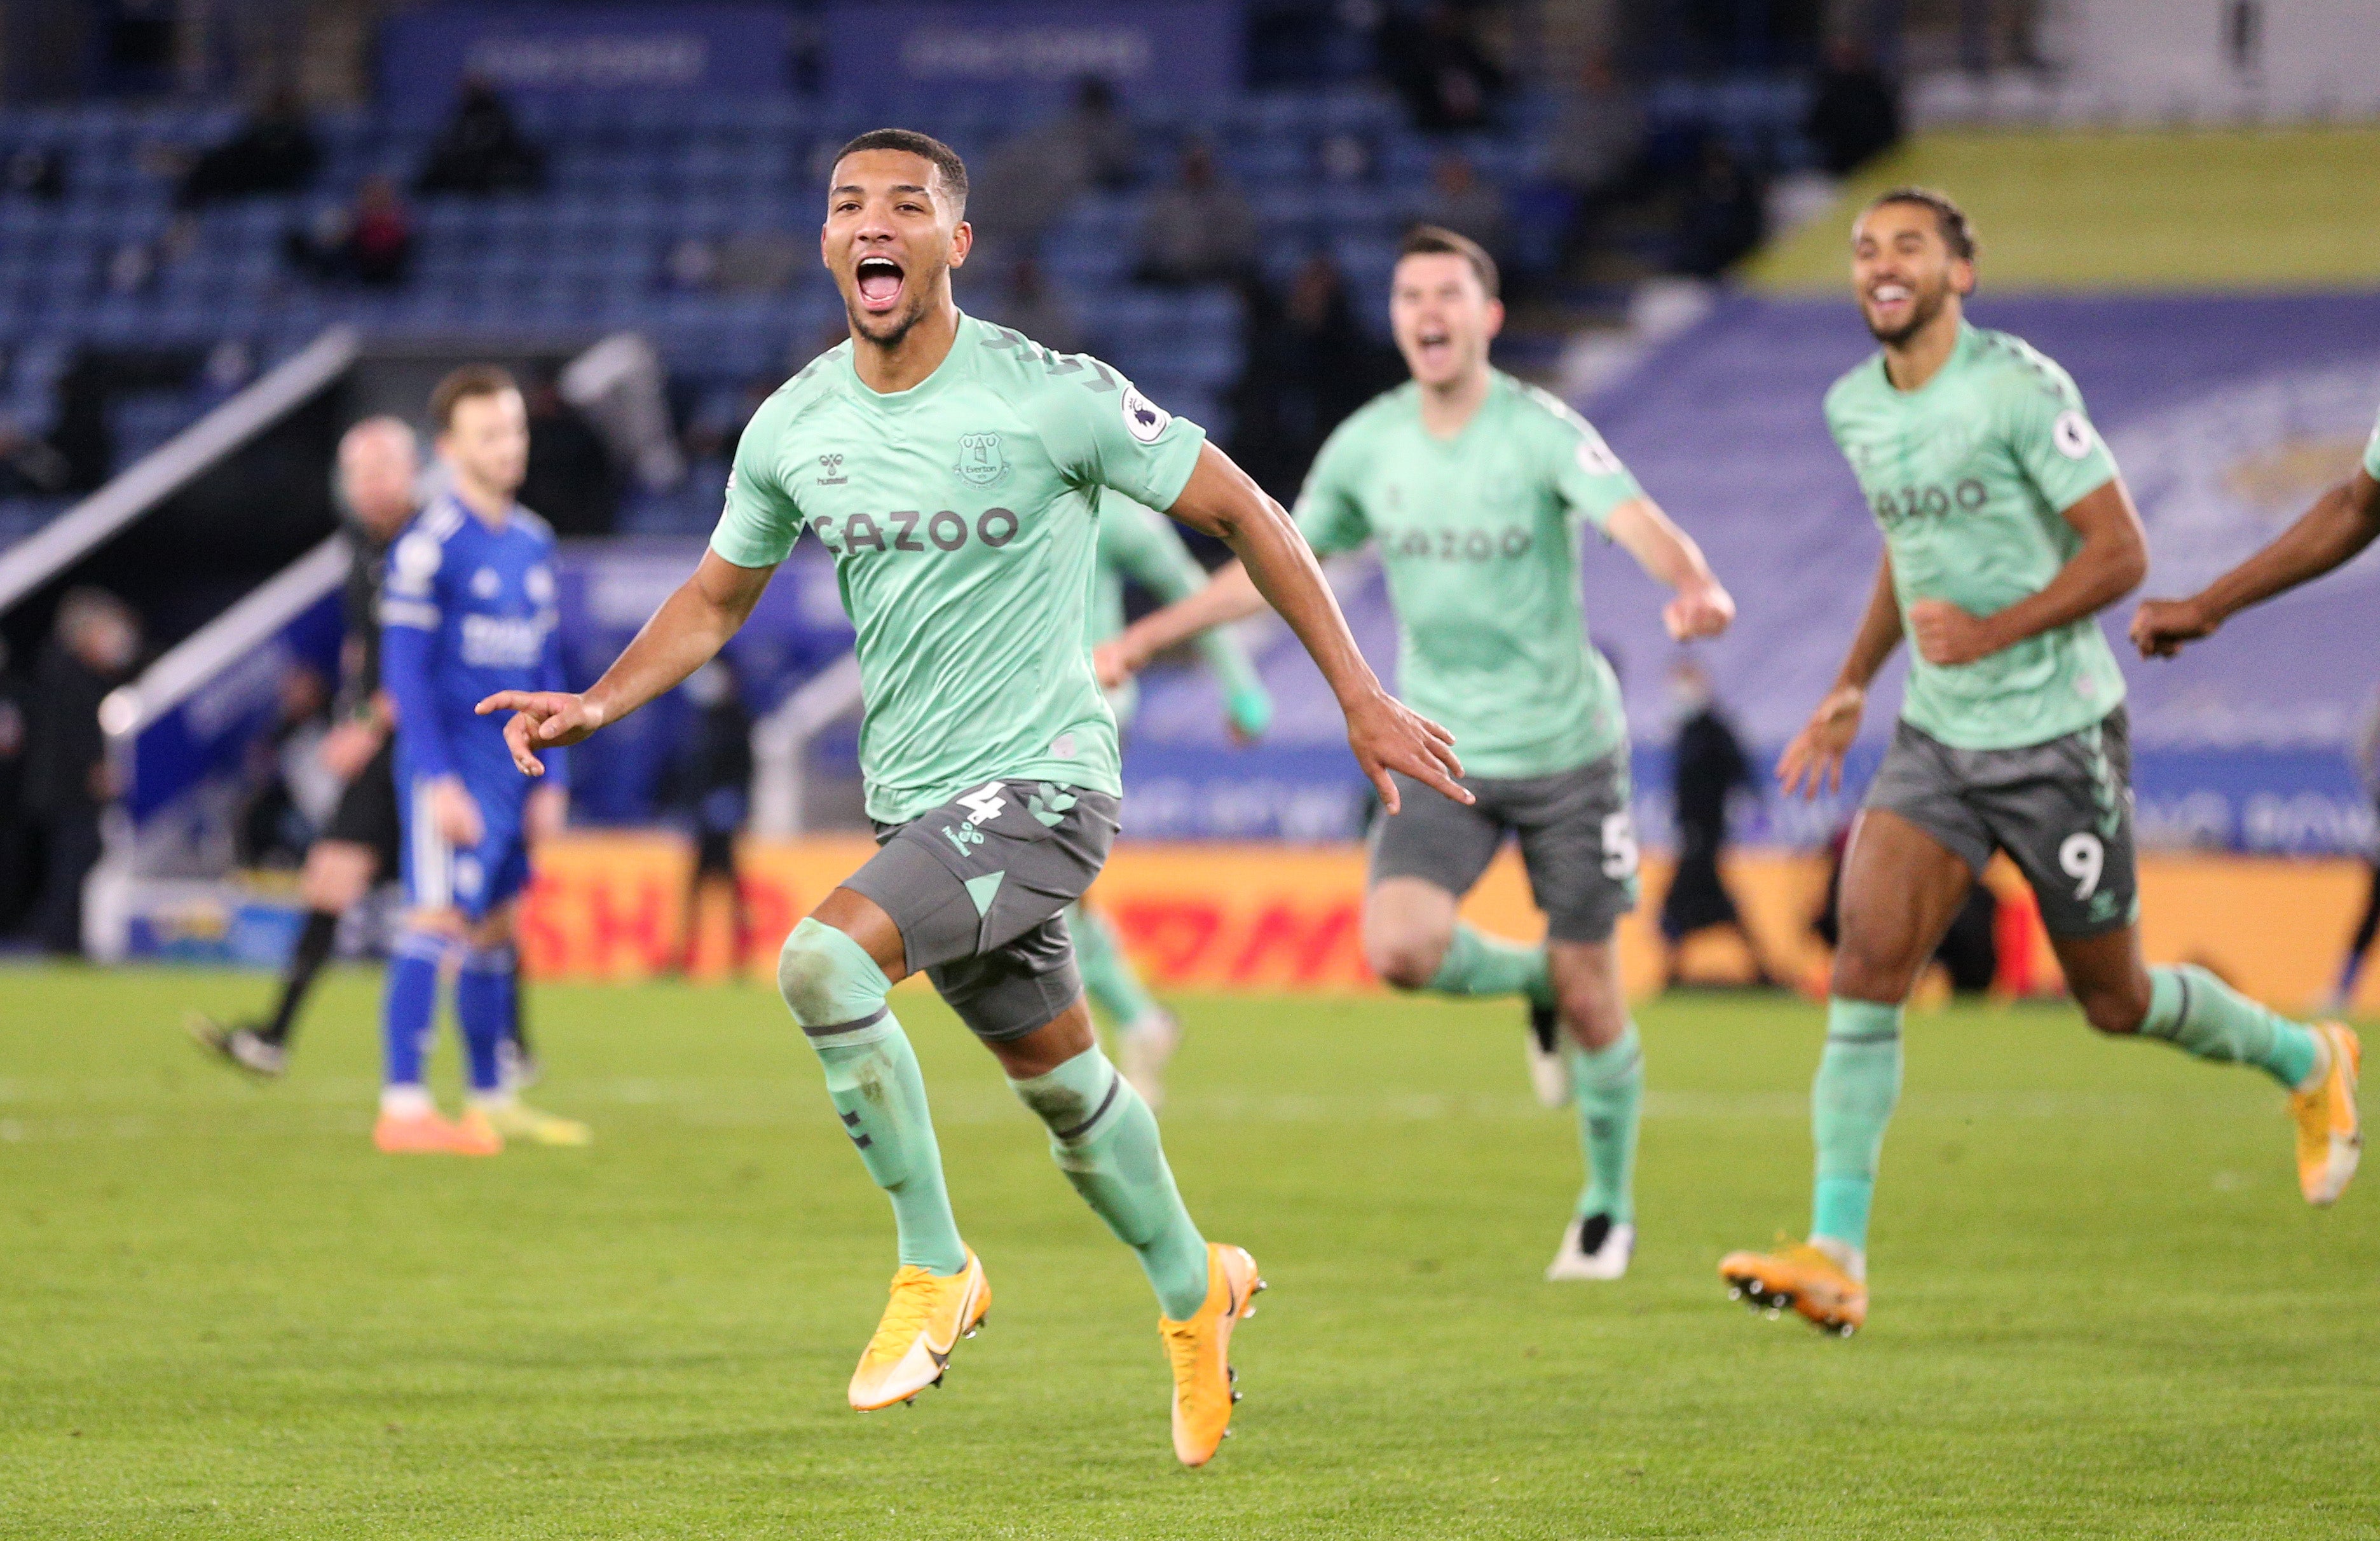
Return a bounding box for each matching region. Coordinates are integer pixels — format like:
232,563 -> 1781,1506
1079,496 -> 1273,1106
373,367 -> 589,1155
1720,188 -> 2359,1337
475,130 -> 1463,1465
1099,225 -> 1737,1283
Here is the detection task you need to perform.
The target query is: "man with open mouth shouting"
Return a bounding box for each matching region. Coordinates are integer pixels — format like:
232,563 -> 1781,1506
474,128 -> 1465,1467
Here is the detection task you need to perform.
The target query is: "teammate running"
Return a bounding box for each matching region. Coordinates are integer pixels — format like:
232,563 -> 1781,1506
1720,188 -> 2359,1337
475,130 -> 1463,1465
1080,495 -> 1273,1106
1099,225 -> 1737,1282
373,366 -> 589,1155
189,417 -> 419,1077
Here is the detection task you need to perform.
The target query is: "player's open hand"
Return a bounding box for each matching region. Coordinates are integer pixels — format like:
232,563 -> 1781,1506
1663,577 -> 1736,641
2128,596 -> 2216,659
475,690 -> 606,777
1091,638 -> 1139,691
428,774 -> 484,848
1906,598 -> 1995,666
1346,688 -> 1468,814
1777,683 -> 1864,800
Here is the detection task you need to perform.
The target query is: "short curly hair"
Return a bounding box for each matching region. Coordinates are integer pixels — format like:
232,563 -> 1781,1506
1863,186 -> 1979,263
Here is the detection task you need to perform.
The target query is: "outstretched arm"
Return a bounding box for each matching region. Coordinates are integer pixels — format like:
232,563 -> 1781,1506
1157,441 -> 1467,811
1778,551 -> 1902,800
1108,504 -> 1272,738
2131,469 -> 2380,657
477,549 -> 775,776
1604,496 -> 1735,640
1096,559 -> 1266,690
1905,478 -> 2146,667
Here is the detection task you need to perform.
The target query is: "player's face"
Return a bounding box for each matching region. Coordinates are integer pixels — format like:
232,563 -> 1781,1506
338,425 -> 418,539
439,389 -> 530,502
823,150 -> 971,349
1390,254 -> 1501,389
1850,203 -> 1970,346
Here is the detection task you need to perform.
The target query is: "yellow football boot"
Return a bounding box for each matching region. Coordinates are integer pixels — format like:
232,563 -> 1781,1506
1160,1243 -> 1264,1467
1719,1238 -> 1866,1337
477,1099 -> 592,1147
847,1250 -> 990,1411
2291,1023 -> 2360,1206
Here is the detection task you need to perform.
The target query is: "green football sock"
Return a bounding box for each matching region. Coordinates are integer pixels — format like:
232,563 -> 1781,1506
809,1015 -> 969,1277
1810,997 -> 1905,1252
1068,902 -> 1161,1029
1426,923 -> 1554,1008
2142,965 -> 2322,1090
1568,1023 -> 1644,1223
1009,1045 -> 1210,1319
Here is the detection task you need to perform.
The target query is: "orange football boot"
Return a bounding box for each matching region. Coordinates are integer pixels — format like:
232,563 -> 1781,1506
1719,1238 -> 1866,1336
373,1107 -> 502,1155
2292,1024 -> 2361,1205
1161,1243 -> 1264,1467
847,1250 -> 990,1411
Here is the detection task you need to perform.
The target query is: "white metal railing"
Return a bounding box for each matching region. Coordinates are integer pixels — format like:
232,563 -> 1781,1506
749,651 -> 863,837
0,325 -> 361,616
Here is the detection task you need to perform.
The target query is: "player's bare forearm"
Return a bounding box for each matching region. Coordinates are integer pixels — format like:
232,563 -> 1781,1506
477,550 -> 774,774
1109,561 -> 1264,680
2134,472 -> 2380,656
1162,444 -> 1369,704
1835,552 -> 1905,690
1606,497 -> 1734,639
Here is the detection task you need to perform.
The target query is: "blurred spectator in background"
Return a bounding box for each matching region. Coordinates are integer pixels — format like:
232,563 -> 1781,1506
969,77 -> 1139,257
1805,38 -> 1903,177
1226,254 -> 1395,502
666,659 -> 754,976
1416,153 -> 1511,266
0,414 -> 71,497
173,88 -> 319,209
285,175 -> 414,288
0,638 -> 29,935
24,588 -> 142,954
519,371 -> 620,538
4,146 -> 67,202
235,662 -> 335,870
416,77 -> 545,196
1549,51 -> 1644,261
1135,140 -> 1256,287
2327,694 -> 2380,1011
1657,662 -> 1780,989
982,256 -> 1086,355
1673,135 -> 1767,277
1379,2 -> 1506,132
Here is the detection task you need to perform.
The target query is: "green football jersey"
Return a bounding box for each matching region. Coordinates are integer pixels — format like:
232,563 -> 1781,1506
1295,371 -> 1645,779
1088,495 -> 1263,729
1824,322 -> 2124,751
2363,402 -> 2380,482
713,313 -> 1205,824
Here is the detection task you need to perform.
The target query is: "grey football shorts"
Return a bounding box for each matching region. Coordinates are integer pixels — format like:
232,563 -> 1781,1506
1369,748 -> 1640,944
1862,707 -> 2138,939
845,779 -> 1119,1043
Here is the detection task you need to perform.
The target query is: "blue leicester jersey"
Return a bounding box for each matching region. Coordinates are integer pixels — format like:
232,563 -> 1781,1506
379,493 -> 568,797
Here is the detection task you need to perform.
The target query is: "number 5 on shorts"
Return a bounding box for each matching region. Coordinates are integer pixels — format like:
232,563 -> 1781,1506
1601,811 -> 1639,880
2059,832 -> 2103,900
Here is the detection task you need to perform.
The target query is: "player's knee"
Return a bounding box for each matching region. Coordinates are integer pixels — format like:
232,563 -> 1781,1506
777,917 -> 890,1031
1829,926 -> 1914,1003
2079,980 -> 2150,1036
1365,935 -> 1442,992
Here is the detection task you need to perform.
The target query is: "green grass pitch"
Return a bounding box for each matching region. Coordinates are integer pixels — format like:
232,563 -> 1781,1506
3,965 -> 2375,1538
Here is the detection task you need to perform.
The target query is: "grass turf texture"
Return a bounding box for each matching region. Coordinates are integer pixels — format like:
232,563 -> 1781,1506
3,967 -> 2376,1539
1744,127 -> 2380,294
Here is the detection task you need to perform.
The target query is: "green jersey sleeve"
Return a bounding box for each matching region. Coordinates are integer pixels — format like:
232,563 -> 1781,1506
1291,422 -> 1372,556
1036,359 -> 1208,512
2363,403 -> 2380,483
709,387 -> 807,569
2000,357 -> 2118,514
1545,410 -> 1643,534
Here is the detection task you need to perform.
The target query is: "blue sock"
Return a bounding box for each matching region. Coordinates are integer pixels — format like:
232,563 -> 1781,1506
456,943 -> 512,1098
381,930 -> 448,1090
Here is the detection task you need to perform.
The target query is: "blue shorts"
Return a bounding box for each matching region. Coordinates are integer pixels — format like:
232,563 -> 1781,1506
398,768 -> 531,921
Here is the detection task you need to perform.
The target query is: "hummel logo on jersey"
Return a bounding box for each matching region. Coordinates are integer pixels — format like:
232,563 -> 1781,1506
817,453 -> 847,486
